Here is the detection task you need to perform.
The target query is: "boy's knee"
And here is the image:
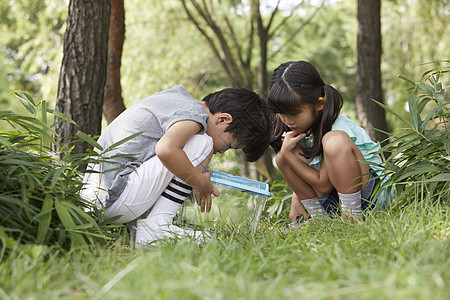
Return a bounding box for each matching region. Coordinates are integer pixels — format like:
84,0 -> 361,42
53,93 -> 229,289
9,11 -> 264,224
184,134 -> 214,167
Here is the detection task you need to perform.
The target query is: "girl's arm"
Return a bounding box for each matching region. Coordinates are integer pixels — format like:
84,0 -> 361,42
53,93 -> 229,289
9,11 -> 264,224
277,132 -> 333,196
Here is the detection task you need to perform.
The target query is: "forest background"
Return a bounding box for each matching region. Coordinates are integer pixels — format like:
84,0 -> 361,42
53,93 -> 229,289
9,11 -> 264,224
1,0 -> 448,149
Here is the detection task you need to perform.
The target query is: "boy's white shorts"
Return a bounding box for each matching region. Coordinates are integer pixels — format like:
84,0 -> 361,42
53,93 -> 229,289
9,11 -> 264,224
80,133 -> 213,224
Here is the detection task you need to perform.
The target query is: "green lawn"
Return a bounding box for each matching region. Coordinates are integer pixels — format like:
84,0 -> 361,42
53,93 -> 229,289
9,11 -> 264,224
1,203 -> 448,300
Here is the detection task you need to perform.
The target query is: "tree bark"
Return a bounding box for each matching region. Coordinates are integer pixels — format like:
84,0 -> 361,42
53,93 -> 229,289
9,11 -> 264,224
103,0 -> 126,124
356,0 -> 389,144
252,0 -> 273,179
54,0 -> 111,155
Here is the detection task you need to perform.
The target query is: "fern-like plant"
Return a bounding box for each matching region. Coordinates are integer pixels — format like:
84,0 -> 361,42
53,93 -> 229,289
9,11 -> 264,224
375,66 -> 449,207
0,92 -> 121,255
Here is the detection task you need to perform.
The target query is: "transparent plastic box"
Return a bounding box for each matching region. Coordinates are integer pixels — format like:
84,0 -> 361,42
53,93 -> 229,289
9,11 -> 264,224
176,170 -> 270,233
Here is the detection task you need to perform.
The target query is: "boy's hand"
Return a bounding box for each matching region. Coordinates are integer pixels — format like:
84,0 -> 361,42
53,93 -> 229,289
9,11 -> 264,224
192,170 -> 220,213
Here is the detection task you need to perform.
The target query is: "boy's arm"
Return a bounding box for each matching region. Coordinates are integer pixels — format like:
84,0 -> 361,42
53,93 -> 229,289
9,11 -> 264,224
155,120 -> 219,213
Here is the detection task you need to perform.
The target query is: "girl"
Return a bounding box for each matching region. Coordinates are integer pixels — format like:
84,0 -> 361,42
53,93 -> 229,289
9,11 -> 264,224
268,60 -> 392,227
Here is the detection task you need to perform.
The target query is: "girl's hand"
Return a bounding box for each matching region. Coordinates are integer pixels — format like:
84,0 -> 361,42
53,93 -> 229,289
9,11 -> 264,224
280,131 -> 306,153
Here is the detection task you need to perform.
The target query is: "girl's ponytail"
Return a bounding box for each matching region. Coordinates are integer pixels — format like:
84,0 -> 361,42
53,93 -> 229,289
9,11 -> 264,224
323,84 -> 343,127
303,84 -> 343,158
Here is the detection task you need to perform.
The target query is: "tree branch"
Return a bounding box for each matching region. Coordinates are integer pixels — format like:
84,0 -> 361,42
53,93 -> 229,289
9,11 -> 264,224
268,1 -> 325,60
268,0 -> 305,40
180,0 -> 235,84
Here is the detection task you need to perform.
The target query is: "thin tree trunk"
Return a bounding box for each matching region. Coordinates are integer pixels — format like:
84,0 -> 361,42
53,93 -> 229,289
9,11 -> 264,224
356,0 -> 389,144
253,1 -> 274,179
103,0 -> 126,124
55,0 -> 111,155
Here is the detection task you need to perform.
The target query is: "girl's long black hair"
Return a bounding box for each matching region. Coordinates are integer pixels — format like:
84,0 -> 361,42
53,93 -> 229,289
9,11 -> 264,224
268,61 -> 343,158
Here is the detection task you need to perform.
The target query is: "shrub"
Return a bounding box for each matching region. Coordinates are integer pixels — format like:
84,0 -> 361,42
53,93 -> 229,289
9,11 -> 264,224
375,66 -> 449,207
0,92 -> 121,255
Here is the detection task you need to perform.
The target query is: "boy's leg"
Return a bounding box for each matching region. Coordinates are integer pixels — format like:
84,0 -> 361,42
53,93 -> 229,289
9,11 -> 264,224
80,161 -> 108,209
135,136 -> 214,245
322,131 -> 370,218
135,174 -> 212,245
105,133 -> 213,224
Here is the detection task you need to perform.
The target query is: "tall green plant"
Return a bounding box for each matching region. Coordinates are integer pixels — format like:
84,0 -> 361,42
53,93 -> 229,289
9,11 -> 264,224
375,66 -> 449,206
0,92 -> 122,254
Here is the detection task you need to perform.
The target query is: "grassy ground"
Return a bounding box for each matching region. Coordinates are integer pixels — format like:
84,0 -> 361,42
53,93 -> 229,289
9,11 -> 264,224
1,203 -> 448,300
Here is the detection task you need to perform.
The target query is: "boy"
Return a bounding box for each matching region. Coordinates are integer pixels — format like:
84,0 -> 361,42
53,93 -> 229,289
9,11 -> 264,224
81,85 -> 271,245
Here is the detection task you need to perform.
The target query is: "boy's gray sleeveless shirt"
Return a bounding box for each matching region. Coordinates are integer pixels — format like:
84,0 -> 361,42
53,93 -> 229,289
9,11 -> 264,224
97,85 -> 209,207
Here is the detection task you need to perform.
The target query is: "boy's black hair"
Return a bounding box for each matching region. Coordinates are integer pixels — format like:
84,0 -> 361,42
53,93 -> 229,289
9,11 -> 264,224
202,88 -> 272,162
268,60 -> 343,158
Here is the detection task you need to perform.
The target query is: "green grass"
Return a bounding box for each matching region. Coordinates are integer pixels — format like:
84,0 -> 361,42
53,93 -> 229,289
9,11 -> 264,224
1,203 -> 448,300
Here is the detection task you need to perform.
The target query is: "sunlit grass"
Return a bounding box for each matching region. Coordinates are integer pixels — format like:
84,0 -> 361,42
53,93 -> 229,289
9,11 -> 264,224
1,202 -> 448,300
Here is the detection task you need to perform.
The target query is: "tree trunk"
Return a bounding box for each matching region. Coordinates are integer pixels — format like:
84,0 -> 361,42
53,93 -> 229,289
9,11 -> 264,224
54,0 -> 111,155
253,0 -> 274,179
103,0 -> 126,124
356,0 -> 389,144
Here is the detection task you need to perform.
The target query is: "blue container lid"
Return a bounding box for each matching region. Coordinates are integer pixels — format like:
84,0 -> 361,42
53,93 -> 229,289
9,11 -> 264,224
207,169 -> 270,197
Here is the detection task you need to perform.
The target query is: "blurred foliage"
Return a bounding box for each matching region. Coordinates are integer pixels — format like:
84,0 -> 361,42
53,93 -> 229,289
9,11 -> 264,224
271,0 -> 358,117
0,0 -> 66,112
381,0 -> 450,131
120,0 -> 229,106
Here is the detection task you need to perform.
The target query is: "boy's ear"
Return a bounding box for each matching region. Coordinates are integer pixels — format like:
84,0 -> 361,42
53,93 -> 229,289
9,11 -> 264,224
216,112 -> 233,124
316,97 -> 326,112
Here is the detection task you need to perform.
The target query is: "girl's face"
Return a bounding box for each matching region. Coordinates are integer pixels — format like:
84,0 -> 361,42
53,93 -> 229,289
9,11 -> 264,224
277,98 -> 325,135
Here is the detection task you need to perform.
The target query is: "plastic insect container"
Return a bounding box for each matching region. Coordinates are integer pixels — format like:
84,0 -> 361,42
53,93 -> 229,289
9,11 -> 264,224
176,170 -> 270,233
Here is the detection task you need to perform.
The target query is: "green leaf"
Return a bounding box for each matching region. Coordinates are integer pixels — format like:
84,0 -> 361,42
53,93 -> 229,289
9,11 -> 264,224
428,173 -> 450,182
55,200 -> 76,230
395,163 -> 438,182
0,136 -> 13,147
18,91 -> 38,106
416,96 -> 433,115
36,195 -> 53,244
372,99 -> 413,128
13,91 -> 37,114
47,108 -> 78,127
408,94 -> 420,131
76,131 -> 103,151
106,131 -> 146,151
50,166 -> 67,188
397,74 -> 415,85
41,100 -> 48,126
0,108 -> 14,116
0,226 -> 17,258
55,200 -> 87,247
416,82 -> 435,96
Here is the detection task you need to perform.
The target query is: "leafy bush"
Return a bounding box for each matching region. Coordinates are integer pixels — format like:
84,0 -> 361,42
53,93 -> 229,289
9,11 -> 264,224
0,92 -> 121,255
265,180 -> 292,219
375,66 -> 449,207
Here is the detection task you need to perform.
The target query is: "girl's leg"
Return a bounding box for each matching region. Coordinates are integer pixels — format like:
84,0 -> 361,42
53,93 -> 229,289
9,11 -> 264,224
275,153 -> 325,221
290,193 -> 308,222
322,131 -> 370,217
